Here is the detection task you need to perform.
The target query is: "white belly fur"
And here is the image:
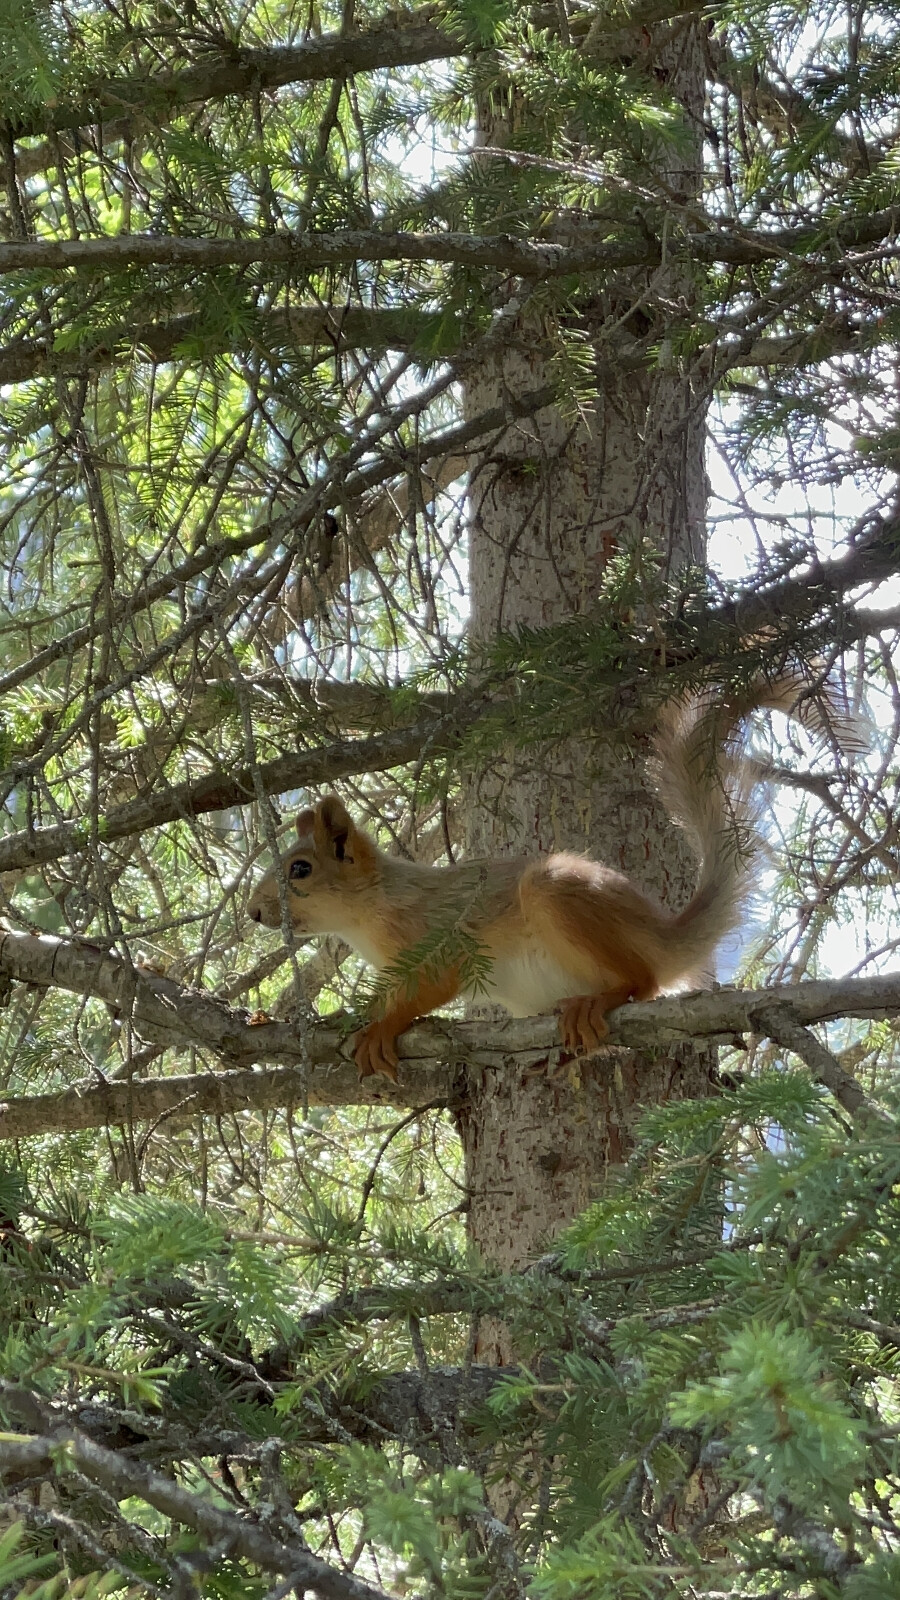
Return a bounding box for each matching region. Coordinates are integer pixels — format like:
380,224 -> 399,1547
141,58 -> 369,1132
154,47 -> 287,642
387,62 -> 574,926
472,944 -> 609,1017
338,925 -> 391,972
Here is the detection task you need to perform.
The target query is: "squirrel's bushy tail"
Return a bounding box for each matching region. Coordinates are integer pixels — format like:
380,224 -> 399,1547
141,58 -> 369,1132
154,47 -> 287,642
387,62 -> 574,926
652,671 -> 865,985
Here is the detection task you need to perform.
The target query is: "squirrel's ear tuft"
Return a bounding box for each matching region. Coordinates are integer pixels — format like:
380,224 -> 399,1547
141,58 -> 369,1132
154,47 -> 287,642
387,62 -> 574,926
316,795 -> 353,861
296,808 -> 316,839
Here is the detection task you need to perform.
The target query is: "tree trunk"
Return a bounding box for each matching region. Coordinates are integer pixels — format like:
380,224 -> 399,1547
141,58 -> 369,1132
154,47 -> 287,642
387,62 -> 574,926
458,20 -> 716,1325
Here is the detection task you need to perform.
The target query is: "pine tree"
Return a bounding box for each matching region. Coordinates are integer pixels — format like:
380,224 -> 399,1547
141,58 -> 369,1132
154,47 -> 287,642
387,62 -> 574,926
0,0 -> 896,1595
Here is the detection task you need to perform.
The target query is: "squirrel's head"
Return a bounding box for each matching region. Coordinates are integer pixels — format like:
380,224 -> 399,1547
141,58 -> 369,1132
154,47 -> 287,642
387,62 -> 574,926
247,795 -> 378,934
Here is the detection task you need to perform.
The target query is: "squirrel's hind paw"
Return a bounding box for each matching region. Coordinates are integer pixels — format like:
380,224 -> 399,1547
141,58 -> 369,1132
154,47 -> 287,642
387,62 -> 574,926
352,1020 -> 400,1082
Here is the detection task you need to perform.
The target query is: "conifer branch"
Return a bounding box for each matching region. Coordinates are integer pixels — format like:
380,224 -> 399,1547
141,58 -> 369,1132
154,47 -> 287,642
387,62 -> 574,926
748,1001 -> 877,1120
0,715 -> 464,875
0,518 -> 895,874
0,228 -> 648,278
0,1382 -> 394,1600
6,0 -> 707,146
10,18 -> 457,140
0,308 -> 871,388
0,926 -> 893,1138
0,305 -> 436,384
0,383 -> 553,706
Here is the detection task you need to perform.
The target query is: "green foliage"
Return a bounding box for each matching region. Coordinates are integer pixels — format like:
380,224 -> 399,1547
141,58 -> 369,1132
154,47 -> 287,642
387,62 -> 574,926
0,1519 -> 59,1589
327,1446 -> 487,1582
442,0 -> 515,49
92,1194 -> 225,1278
533,1517 -> 672,1600
365,921 -> 494,1009
0,1055 -> 897,1592
0,1513 -> 137,1599
0,0 -> 65,114
672,1321 -> 865,1514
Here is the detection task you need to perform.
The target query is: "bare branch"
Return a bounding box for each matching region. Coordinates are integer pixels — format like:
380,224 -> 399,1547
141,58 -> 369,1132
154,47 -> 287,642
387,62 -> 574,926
0,383 -> 554,707
0,714 -> 466,875
1,518 -> 896,873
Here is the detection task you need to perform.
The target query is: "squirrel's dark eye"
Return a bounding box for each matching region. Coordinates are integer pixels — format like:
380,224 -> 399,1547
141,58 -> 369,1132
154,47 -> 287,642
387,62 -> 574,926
289,858 -> 312,880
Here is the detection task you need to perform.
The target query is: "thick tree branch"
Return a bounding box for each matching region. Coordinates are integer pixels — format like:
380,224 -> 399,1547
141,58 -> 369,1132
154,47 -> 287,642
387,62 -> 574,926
718,522 -> 900,633
11,19 -> 457,140
0,205 -> 899,282
749,1001 -> 878,1120
0,927 -> 894,1137
0,228 -> 648,279
271,1275 -> 720,1361
0,304 -> 437,385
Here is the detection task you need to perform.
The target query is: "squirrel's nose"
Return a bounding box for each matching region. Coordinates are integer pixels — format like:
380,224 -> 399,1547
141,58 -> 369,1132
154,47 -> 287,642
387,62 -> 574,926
251,909 -> 261,922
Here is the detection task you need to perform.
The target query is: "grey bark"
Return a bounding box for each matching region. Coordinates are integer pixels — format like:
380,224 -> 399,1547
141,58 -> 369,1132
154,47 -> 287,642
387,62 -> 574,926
0,1384 -> 391,1600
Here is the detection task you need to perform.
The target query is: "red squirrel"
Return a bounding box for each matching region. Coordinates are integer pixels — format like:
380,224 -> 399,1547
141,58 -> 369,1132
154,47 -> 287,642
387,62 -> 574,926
248,677 -> 861,1079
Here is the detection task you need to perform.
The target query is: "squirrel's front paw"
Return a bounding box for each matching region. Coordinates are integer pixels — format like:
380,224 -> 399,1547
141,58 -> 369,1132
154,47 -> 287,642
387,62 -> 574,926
352,1021 -> 400,1082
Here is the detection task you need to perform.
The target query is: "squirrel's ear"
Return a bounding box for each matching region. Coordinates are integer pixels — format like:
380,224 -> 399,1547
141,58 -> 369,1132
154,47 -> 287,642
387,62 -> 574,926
296,808 -> 316,839
315,795 -> 353,861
